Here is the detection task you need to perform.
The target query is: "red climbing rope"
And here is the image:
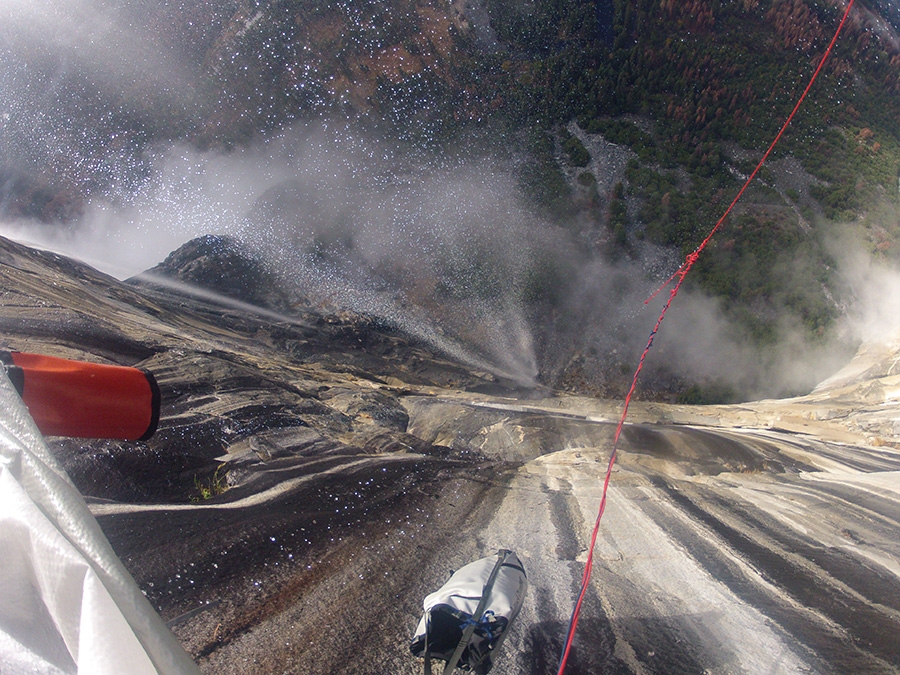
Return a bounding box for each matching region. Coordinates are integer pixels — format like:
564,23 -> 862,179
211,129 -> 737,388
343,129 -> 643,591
557,2 -> 856,672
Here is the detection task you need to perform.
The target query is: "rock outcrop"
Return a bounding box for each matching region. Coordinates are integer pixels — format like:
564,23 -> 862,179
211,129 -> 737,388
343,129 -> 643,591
134,234 -> 299,314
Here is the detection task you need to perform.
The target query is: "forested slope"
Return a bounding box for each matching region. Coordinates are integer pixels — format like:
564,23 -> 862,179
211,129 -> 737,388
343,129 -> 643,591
2,0 -> 898,399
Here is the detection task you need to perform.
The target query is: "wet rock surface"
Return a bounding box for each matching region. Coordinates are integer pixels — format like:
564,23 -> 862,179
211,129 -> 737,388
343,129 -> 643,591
134,234 -> 299,314
2,233 -> 900,674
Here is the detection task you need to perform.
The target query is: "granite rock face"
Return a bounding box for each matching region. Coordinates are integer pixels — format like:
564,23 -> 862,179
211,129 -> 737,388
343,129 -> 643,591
2,233 -> 899,674
135,234 -> 299,314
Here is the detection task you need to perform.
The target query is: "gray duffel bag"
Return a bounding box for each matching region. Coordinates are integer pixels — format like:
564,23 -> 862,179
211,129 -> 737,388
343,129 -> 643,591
410,549 -> 527,674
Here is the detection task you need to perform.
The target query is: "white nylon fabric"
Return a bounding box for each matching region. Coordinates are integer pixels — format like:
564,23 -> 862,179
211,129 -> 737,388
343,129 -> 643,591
0,369 -> 199,674
413,550 -> 528,644
423,553 -> 526,625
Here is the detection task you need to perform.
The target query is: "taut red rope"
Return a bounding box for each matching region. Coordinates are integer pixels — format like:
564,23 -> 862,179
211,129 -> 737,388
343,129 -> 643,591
557,2 -> 856,671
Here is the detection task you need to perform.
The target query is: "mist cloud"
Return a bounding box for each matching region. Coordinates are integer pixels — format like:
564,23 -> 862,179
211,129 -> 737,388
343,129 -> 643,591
4,116 -> 892,395
834,245 -> 900,344
2,0 -> 896,396
0,0 -> 209,221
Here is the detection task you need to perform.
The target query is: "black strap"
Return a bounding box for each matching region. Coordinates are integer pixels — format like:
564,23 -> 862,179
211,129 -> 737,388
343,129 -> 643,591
138,368 -> 161,441
0,351 -> 24,396
442,549 -> 511,675
424,610 -> 432,675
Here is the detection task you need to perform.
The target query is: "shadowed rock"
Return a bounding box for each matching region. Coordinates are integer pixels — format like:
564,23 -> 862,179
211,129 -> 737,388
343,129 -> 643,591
134,234 -> 299,313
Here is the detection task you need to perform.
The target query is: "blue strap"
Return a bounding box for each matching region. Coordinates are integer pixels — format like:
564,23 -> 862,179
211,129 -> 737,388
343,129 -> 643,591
458,610 -> 497,640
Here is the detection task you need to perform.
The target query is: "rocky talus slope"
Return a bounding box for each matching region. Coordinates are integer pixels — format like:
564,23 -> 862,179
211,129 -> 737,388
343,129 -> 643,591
2,233 -> 899,674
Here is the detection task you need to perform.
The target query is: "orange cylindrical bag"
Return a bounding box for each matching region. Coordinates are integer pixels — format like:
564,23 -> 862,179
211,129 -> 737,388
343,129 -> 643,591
1,351 -> 160,440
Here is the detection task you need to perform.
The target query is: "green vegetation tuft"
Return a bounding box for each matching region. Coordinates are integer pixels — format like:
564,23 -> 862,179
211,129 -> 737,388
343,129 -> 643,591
560,128 -> 592,167
192,464 -> 229,502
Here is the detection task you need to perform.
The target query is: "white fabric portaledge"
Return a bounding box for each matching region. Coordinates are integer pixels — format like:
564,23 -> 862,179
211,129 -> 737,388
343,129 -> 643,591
0,369 -> 199,674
